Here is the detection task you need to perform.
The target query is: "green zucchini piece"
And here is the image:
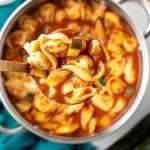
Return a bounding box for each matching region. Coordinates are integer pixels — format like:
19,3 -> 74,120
107,114 -> 150,150
67,48 -> 80,57
70,38 -> 82,49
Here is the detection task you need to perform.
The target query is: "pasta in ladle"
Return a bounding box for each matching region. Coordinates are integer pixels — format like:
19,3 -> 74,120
24,29 -> 108,104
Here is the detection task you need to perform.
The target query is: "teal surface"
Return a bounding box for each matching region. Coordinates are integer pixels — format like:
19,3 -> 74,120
0,1 -> 96,150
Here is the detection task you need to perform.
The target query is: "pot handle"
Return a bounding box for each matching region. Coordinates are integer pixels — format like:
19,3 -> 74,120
115,0 -> 150,37
0,125 -> 25,135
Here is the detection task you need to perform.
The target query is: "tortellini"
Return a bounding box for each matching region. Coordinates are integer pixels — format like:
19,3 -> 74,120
78,56 -> 93,72
109,57 -> 125,77
33,94 -> 60,113
110,97 -> 126,114
65,0 -> 83,20
41,33 -> 70,54
123,37 -> 138,52
110,30 -> 124,45
54,124 -> 79,135
6,30 -> 31,51
92,94 -> 114,111
94,19 -> 105,42
124,57 -> 136,84
92,3 -> 107,21
63,103 -> 84,115
98,115 -> 112,127
105,12 -> 122,28
24,37 -> 58,70
41,69 -> 71,87
19,15 -> 38,32
31,110 -> 51,124
83,5 -> 93,21
41,122 -> 58,130
27,51 -> 52,70
4,78 -> 37,99
65,87 -> 96,104
106,76 -> 126,95
55,10 -> 67,22
39,3 -> 55,22
81,106 -> 94,129
88,118 -> 98,134
53,114 -> 73,126
107,42 -> 125,56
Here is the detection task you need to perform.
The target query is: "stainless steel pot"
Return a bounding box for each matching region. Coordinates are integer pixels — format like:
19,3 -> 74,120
0,0 -> 150,144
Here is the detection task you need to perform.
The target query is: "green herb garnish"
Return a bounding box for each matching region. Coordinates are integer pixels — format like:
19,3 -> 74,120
99,77 -> 107,85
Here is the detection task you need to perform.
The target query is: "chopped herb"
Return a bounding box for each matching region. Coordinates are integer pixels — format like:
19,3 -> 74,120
124,85 -> 134,97
99,77 -> 107,85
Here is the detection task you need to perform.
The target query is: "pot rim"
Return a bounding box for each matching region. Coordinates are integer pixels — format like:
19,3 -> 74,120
0,0 -> 149,144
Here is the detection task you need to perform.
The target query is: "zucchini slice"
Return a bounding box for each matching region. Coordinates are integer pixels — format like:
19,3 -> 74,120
67,37 -> 86,57
70,37 -> 83,49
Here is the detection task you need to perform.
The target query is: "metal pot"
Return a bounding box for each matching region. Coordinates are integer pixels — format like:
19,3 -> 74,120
0,0 -> 150,144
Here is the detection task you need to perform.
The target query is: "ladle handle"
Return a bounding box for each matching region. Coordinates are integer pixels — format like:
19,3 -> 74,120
0,60 -> 29,73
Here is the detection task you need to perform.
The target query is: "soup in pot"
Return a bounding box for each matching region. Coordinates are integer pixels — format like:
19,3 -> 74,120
3,0 -> 141,137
